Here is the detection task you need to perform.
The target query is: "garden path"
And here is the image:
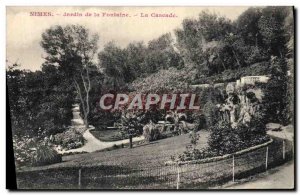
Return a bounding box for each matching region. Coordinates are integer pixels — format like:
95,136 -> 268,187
58,104 -> 144,154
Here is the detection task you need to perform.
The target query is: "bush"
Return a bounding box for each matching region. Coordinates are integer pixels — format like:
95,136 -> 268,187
208,120 -> 269,156
207,121 -> 244,155
203,101 -> 219,128
143,122 -> 161,142
53,128 -> 85,150
13,135 -> 36,167
177,119 -> 269,161
191,61 -> 271,85
13,135 -> 62,167
32,145 -> 62,166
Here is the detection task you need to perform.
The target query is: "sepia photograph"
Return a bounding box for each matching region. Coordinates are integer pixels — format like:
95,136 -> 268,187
6,6 -> 295,190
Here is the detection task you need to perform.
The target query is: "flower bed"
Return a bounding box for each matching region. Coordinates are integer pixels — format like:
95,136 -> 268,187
53,127 -> 85,150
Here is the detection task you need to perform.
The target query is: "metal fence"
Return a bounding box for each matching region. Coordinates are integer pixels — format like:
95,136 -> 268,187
16,137 -> 294,189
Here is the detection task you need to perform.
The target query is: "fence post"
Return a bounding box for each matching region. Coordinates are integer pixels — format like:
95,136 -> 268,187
265,146 -> 269,171
176,164 -> 180,190
78,168 -> 82,189
232,155 -> 235,182
283,140 -> 286,160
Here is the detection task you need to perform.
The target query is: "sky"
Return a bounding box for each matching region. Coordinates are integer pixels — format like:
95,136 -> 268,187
6,6 -> 250,71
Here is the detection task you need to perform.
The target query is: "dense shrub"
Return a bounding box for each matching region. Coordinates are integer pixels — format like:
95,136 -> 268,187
13,135 -> 36,166
132,67 -> 197,93
203,101 -> 219,128
32,145 -> 62,166
7,65 -> 75,138
143,122 -> 162,142
53,128 -> 85,150
208,121 -> 244,155
177,119 -> 269,161
116,112 -> 145,137
261,57 -> 289,125
89,109 -> 121,129
13,135 -> 61,167
191,61 -> 271,85
207,120 -> 268,156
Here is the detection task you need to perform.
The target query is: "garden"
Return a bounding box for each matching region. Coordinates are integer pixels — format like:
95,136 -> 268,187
7,7 -> 294,189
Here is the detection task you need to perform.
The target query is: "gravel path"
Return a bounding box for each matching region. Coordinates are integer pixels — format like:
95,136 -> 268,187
58,104 -> 144,154
61,127 -> 144,153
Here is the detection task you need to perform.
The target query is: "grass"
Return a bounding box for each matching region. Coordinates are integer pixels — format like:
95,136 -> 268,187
16,134 -> 293,189
64,131 -> 208,168
19,131 -> 209,172
89,128 -> 124,142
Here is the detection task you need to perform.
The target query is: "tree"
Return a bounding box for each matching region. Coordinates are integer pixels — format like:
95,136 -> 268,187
143,33 -> 183,74
175,11 -> 233,76
124,42 -> 147,80
258,7 -> 289,57
235,7 -> 263,47
263,56 -> 288,124
98,42 -> 128,89
7,63 -> 74,137
284,8 -> 294,124
41,25 -> 99,128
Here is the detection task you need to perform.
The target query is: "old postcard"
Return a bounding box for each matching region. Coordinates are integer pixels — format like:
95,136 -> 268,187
6,6 -> 295,190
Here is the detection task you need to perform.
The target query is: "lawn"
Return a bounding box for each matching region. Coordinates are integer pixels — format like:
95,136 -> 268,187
89,128 -> 124,142
16,134 -> 293,189
19,130 -> 210,171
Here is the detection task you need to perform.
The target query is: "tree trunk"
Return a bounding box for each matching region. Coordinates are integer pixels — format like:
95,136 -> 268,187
217,53 -> 227,71
73,66 -> 91,130
84,116 -> 89,129
232,48 -> 241,69
255,33 -> 258,49
129,134 -> 133,148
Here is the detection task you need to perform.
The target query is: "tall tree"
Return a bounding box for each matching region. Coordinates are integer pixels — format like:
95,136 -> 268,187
258,7 -> 289,57
98,42 -> 127,88
175,11 -> 232,76
7,63 -> 74,136
144,33 -> 183,74
124,42 -> 147,79
41,25 -> 99,128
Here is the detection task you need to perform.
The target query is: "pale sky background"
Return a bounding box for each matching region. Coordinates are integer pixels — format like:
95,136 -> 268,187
7,6 -> 250,70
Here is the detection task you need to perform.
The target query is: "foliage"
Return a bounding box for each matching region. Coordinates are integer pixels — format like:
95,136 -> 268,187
175,11 -> 232,75
262,56 -> 289,124
143,33 -> 184,73
7,64 -> 74,137
98,42 -> 130,88
203,101 -> 219,128
142,121 -> 162,142
13,135 -> 61,167
258,7 -> 289,57
41,24 -> 100,128
178,117 -> 269,161
165,111 -> 191,135
99,33 -> 184,88
132,67 -> 196,93
191,61 -> 271,84
53,127 -> 85,150
32,145 -> 62,166
116,111 -> 145,137
187,112 -> 206,130
175,7 -> 292,78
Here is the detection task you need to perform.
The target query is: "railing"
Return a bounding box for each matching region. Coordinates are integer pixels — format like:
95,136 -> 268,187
16,137 -> 293,189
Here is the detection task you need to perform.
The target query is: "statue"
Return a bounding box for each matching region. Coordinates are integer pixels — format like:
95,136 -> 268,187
217,83 -> 262,128
217,83 -> 240,128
